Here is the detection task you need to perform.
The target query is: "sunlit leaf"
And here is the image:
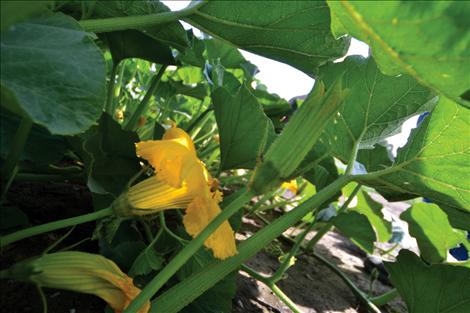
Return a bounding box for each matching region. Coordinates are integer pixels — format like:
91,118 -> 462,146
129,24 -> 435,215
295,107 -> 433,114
186,1 -> 349,74
328,1 -> 470,106
360,96 -> 470,211
213,85 -> 276,170
401,203 -> 467,263
385,250 -> 470,313
318,55 -> 436,163
1,13 -> 106,135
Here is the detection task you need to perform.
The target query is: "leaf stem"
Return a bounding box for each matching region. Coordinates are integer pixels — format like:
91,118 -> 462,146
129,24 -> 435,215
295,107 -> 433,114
151,175 -> 353,313
270,221 -> 316,284
311,252 -> 381,313
0,207 -> 113,249
241,264 -> 303,313
1,117 -> 32,189
105,62 -> 119,115
123,189 -> 255,313
370,288 -> 399,306
304,183 -> 362,251
78,1 -> 208,33
125,65 -> 167,131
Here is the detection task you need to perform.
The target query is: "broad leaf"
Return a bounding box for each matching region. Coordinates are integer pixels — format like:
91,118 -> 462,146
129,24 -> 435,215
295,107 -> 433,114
327,1 -> 470,107
1,1 -> 51,31
385,250 -> 470,313
360,96 -> 470,211
439,204 -> 470,231
213,85 -> 276,170
186,1 -> 349,74
129,247 -> 164,277
0,111 -> 67,165
357,144 -> 393,173
401,203 -> 467,264
1,13 -> 106,135
332,211 -> 375,253
318,55 -> 436,163
347,185 -> 392,243
76,114 -> 141,197
102,30 -> 176,64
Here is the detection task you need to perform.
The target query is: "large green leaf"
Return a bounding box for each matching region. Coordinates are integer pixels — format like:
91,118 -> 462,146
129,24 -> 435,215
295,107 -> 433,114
401,203 -> 467,264
213,85 -> 276,170
75,114 -> 141,197
318,55 -> 436,163
332,211 -> 375,253
1,1 -> 51,32
349,187 -> 392,243
360,96 -> 470,211
186,1 -> 349,74
327,1 -> 470,107
0,13 -> 106,135
102,29 -> 176,64
0,111 -> 67,165
385,250 -> 470,313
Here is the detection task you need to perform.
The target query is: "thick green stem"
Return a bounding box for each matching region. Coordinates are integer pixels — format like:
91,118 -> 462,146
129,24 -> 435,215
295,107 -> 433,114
241,265 -> 302,313
1,118 -> 32,186
124,189 -> 255,313
78,1 -> 207,33
270,221 -> 316,284
370,288 -> 399,306
105,62 -> 119,114
185,107 -> 213,134
125,65 -> 167,131
305,183 -> 362,251
0,208 -> 113,249
150,175 -> 352,313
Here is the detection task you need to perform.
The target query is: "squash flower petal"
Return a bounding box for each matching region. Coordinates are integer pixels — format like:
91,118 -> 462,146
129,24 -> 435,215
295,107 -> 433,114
124,125 -> 237,260
183,196 -> 237,260
4,252 -> 150,313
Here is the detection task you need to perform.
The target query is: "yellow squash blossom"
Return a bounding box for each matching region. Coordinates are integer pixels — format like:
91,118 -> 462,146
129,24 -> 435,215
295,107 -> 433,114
281,180 -> 298,195
2,252 -> 149,313
115,125 -> 236,260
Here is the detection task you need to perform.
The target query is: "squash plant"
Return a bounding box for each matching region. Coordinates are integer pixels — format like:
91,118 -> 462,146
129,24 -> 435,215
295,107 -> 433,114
1,1 -> 469,313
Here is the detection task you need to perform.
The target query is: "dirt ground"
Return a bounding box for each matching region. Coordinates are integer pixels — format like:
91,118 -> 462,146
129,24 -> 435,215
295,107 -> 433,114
1,181 -> 409,313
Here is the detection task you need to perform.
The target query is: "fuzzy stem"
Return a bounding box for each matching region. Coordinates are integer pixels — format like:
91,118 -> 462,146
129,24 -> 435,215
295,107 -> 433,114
123,189 -> 254,313
125,65 -> 167,131
79,1 -> 207,33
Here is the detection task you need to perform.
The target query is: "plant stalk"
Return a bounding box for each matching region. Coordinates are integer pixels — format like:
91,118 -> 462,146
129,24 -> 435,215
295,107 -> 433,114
305,183 -> 362,251
370,288 -> 399,306
105,62 -> 119,114
150,175 -> 353,313
0,208 -> 113,249
241,264 -> 302,313
125,65 -> 167,131
1,117 -> 32,186
123,189 -> 255,313
79,1 -> 207,33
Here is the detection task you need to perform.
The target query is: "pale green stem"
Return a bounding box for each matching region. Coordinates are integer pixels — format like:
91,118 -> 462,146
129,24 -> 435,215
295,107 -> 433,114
304,184 -> 361,251
241,264 -> 303,313
79,1 -> 207,33
270,221 -> 316,284
105,62 -> 119,114
150,175 -> 353,313
312,252 -> 381,313
123,189 -> 255,313
1,118 -> 32,187
0,208 -> 113,248
370,288 -> 399,306
125,65 -> 167,131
